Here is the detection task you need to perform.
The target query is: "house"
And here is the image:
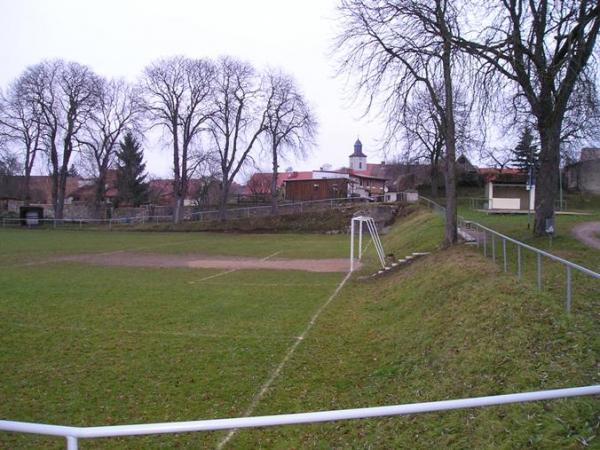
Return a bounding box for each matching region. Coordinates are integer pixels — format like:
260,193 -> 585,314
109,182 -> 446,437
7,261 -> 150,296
243,171 -> 313,196
251,139 -> 388,202
565,147 -> 600,194
0,175 -> 83,213
483,169 -> 534,211
285,177 -> 349,202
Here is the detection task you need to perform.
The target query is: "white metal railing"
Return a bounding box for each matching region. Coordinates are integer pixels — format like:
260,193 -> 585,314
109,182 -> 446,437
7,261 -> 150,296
420,196 -> 600,312
1,385 -> 598,449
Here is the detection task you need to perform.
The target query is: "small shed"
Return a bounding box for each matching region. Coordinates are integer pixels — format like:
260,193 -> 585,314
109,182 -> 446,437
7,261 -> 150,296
19,206 -> 44,226
485,172 -> 534,211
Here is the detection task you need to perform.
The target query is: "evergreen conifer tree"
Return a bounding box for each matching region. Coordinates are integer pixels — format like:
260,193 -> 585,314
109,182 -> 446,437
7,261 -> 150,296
511,126 -> 539,172
116,132 -> 148,206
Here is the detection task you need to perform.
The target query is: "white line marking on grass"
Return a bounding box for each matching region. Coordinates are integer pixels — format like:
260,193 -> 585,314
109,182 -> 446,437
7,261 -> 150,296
10,322 -> 294,341
192,269 -> 238,283
261,251 -> 282,261
216,270 -> 353,450
2,237 -> 207,269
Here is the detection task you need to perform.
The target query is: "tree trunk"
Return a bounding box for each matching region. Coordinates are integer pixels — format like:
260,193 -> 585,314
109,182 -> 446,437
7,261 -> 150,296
95,172 -> 106,219
430,155 -> 438,198
23,170 -> 32,207
271,142 -> 279,215
218,178 -> 230,221
173,195 -> 184,224
55,170 -> 67,220
533,121 -> 561,236
439,3 -> 458,246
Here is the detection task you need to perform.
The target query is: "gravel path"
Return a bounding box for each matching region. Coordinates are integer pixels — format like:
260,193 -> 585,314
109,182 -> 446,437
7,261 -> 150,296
55,252 -> 355,273
571,221 -> 600,250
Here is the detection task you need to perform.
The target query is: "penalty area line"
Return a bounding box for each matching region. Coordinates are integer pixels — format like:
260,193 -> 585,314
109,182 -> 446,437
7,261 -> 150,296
261,250 -> 282,261
191,269 -> 238,283
216,270 -> 352,449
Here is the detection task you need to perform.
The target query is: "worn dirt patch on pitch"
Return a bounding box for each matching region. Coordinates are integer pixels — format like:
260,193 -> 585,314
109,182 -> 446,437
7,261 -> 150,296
55,252 -> 354,273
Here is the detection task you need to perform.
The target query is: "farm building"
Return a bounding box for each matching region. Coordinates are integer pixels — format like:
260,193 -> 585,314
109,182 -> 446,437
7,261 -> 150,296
250,139 -> 388,202
565,147 -> 600,194
284,178 -> 349,202
484,170 -> 535,211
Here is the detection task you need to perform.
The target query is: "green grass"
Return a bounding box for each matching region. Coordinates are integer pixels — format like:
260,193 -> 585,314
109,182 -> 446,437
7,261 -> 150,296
0,211 -> 598,449
0,229 -> 349,266
229,217 -> 599,449
0,264 -> 345,449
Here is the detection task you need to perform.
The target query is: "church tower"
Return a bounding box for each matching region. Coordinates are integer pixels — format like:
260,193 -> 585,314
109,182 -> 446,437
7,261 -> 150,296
349,138 -> 367,171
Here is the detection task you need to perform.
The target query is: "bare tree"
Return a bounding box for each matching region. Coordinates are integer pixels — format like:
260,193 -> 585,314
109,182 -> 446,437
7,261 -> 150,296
263,70 -> 316,214
207,57 -> 267,220
19,60 -> 100,219
0,80 -> 43,204
141,56 -> 215,223
77,79 -> 140,212
398,87 -> 445,197
480,146 -> 514,171
78,78 -> 141,216
455,0 -> 600,235
336,0 -> 462,245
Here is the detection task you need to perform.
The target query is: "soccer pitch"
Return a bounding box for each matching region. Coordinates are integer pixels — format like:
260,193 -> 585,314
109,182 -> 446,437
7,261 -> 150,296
0,229 -> 350,449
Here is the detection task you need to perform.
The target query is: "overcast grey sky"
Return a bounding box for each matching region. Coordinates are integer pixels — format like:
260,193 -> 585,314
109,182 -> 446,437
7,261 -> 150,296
0,0 -> 388,178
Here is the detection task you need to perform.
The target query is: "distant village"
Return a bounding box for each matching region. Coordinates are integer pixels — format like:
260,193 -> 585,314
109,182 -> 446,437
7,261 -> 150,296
2,139 -> 599,220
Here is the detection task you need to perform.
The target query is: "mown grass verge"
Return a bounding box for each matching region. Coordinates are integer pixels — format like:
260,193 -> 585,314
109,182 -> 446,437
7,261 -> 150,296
229,212 -> 599,449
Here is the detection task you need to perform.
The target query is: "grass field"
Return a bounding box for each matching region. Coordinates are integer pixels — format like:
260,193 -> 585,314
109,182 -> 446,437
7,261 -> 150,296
1,210 -> 598,449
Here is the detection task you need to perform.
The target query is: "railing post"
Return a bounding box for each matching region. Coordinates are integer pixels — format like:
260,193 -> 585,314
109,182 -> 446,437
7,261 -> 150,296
502,238 -> 507,272
565,266 -> 572,313
537,253 -> 542,291
79,219 -> 82,230
492,234 -> 496,263
517,245 -> 522,280
109,218 -> 112,231
483,231 -> 487,257
66,436 -> 78,450
350,219 -> 355,272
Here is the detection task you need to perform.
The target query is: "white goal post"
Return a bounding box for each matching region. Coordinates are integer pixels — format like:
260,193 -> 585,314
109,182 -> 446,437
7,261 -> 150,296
350,216 -> 386,271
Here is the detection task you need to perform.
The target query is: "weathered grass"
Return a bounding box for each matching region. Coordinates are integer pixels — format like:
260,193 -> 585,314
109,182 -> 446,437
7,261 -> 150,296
0,211 -> 597,449
230,216 -> 599,449
0,229 -> 349,265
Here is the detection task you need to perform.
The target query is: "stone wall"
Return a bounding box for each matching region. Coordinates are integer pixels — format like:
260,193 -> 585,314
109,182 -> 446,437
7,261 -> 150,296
566,160 -> 600,194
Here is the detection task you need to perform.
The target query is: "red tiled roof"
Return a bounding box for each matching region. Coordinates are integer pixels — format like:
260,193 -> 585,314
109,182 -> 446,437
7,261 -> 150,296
478,167 -> 522,175
243,171 -> 313,194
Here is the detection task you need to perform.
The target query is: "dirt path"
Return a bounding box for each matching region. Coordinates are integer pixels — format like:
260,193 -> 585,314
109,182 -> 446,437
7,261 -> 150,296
572,221 -> 600,251
55,252 -> 355,273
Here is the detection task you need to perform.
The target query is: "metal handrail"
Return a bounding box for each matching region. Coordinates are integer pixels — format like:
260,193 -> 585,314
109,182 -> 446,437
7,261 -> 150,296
1,385 -> 598,449
419,196 -> 600,312
465,220 -> 600,279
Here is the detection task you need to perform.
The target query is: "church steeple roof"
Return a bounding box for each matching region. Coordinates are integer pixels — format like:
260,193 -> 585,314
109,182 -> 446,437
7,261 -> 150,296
350,138 -> 366,157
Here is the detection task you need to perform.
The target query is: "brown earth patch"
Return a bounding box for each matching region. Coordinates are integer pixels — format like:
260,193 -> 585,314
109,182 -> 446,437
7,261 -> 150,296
572,221 -> 600,251
54,252 -> 355,273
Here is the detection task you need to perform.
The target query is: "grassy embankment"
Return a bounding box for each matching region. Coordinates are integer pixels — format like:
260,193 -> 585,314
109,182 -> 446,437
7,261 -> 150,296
230,209 -> 599,449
